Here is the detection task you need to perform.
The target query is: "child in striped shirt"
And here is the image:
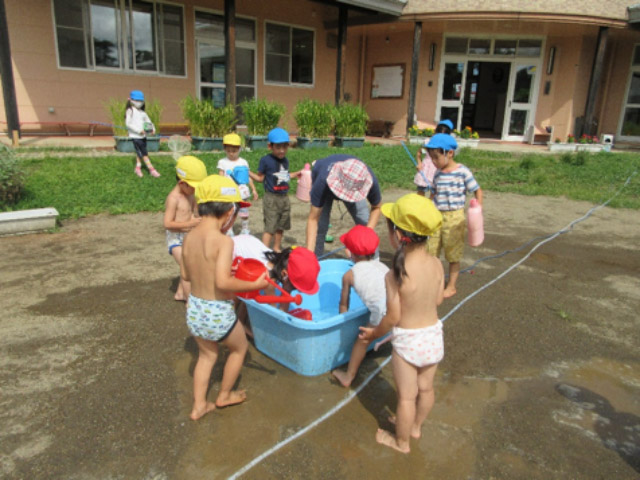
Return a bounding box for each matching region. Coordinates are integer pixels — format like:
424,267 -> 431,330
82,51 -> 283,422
426,133 -> 483,298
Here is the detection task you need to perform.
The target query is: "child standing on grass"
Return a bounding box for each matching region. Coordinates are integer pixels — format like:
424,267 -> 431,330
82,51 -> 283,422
359,193 -> 444,454
250,127 -> 300,252
426,133 -> 482,298
125,90 -> 160,178
414,119 -> 454,196
181,175 -> 269,421
164,156 -> 207,301
332,225 -> 389,388
217,133 -> 258,235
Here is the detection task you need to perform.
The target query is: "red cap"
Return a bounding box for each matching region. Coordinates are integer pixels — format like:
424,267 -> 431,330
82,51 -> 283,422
339,225 -> 379,257
287,247 -> 320,294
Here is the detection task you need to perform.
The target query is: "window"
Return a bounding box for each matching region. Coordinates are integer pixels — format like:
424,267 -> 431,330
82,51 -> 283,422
52,0 -> 185,76
620,45 -> 640,137
444,36 -> 542,58
265,22 -> 314,85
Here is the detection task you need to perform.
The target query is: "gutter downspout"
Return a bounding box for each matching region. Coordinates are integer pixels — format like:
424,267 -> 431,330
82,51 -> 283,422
224,0 -> 236,106
582,26 -> 609,136
406,21 -> 422,134
0,0 -> 20,143
335,5 -> 348,105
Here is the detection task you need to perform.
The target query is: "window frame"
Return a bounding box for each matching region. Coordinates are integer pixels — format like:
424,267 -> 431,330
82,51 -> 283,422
617,44 -> 640,140
263,20 -> 315,88
193,8 -> 257,104
51,0 -> 186,77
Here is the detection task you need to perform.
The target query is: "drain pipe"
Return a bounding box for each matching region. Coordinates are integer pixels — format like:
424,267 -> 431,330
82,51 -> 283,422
582,26 -> 609,137
0,0 -> 20,145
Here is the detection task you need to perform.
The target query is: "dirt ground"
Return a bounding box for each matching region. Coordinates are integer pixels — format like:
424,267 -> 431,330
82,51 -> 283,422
1,188 -> 639,479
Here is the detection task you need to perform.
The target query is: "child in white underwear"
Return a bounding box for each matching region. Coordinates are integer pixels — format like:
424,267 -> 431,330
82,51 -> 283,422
181,175 -> 269,421
332,225 -> 389,388
163,156 -> 207,301
359,193 -> 444,454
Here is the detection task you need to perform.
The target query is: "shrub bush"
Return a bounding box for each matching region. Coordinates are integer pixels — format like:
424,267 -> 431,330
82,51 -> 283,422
0,145 -> 25,206
180,96 -> 237,137
334,102 -> 369,137
294,99 -> 334,138
104,99 -> 128,136
241,98 -> 286,136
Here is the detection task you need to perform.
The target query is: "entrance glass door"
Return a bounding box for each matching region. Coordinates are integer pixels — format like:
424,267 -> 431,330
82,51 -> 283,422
503,62 -> 539,141
439,61 -> 467,130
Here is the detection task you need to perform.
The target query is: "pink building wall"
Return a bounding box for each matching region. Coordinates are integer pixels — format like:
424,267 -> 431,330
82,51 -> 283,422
1,1 -> 638,142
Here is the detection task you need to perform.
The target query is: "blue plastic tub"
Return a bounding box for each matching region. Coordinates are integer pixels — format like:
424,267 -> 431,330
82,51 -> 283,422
242,259 -> 386,376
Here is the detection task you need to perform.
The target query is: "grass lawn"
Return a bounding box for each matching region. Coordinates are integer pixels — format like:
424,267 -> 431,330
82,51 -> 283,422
5,145 -> 640,220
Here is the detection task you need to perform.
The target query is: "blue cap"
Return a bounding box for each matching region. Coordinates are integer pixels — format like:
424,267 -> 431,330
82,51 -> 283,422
437,119 -> 454,130
427,133 -> 458,151
130,90 -> 145,101
268,127 -> 289,144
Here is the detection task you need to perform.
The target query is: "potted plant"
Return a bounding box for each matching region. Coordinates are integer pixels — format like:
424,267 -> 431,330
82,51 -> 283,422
333,102 -> 369,148
144,99 -> 163,152
407,125 -> 435,145
454,126 -> 480,148
241,98 -> 286,150
180,96 -> 237,151
575,134 -> 605,153
104,98 -> 134,153
548,134 -> 577,153
294,99 -> 334,149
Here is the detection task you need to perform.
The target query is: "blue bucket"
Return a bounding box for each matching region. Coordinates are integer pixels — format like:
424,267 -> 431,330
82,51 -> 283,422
232,165 -> 249,185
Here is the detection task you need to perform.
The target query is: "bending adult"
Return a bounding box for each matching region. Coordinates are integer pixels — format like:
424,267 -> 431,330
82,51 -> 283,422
305,154 -> 382,257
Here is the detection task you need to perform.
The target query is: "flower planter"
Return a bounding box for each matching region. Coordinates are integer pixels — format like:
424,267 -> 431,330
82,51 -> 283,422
114,136 -> 135,153
455,138 -> 480,148
296,137 -> 331,149
548,143 -> 577,153
408,136 -> 430,145
334,137 -> 365,148
576,144 -> 606,153
246,135 -> 269,150
146,136 -> 160,152
0,208 -> 59,236
191,136 -> 223,151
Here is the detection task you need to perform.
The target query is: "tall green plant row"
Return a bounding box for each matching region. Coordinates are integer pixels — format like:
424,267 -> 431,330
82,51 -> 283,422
104,99 -> 128,136
334,102 -> 369,137
180,96 -> 237,137
294,99 -> 334,138
241,98 -> 285,135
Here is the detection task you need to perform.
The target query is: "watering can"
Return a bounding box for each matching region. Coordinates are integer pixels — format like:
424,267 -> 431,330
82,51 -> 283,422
233,257 -> 302,305
228,165 -> 250,185
295,163 -> 312,202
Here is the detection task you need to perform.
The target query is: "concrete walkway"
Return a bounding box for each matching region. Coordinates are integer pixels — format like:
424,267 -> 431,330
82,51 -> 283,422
1,133 -> 559,155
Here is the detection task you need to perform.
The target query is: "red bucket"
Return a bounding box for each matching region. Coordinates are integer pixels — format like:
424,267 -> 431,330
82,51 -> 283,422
233,257 -> 267,299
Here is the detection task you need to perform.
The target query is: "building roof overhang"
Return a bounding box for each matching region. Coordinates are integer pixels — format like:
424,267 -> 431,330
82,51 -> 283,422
401,11 -> 628,29
337,0 -> 406,16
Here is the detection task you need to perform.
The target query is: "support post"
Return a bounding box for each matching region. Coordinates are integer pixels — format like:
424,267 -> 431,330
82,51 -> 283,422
335,5 -> 348,105
0,0 -> 20,138
583,27 -> 609,137
406,21 -> 422,134
224,0 -> 236,107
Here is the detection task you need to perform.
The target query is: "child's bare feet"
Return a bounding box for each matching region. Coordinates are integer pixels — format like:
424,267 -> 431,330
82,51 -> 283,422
388,415 -> 421,438
331,369 -> 354,388
175,284 -> 186,302
375,428 -> 410,453
216,390 -> 247,408
443,286 -> 457,298
190,402 -> 216,421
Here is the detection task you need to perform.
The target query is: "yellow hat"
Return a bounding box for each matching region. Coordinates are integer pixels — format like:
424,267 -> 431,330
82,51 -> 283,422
176,156 -> 207,187
381,193 -> 442,237
195,174 -> 251,207
222,133 -> 241,146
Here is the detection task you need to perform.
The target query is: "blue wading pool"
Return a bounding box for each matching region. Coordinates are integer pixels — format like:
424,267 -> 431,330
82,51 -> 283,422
242,259 -> 385,376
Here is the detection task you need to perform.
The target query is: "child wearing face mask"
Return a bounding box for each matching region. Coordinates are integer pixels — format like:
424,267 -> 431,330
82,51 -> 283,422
126,90 -> 161,178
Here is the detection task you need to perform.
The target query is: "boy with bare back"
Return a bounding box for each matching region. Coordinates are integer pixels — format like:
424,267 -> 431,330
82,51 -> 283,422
181,175 -> 269,420
164,156 -> 207,301
360,193 -> 444,453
